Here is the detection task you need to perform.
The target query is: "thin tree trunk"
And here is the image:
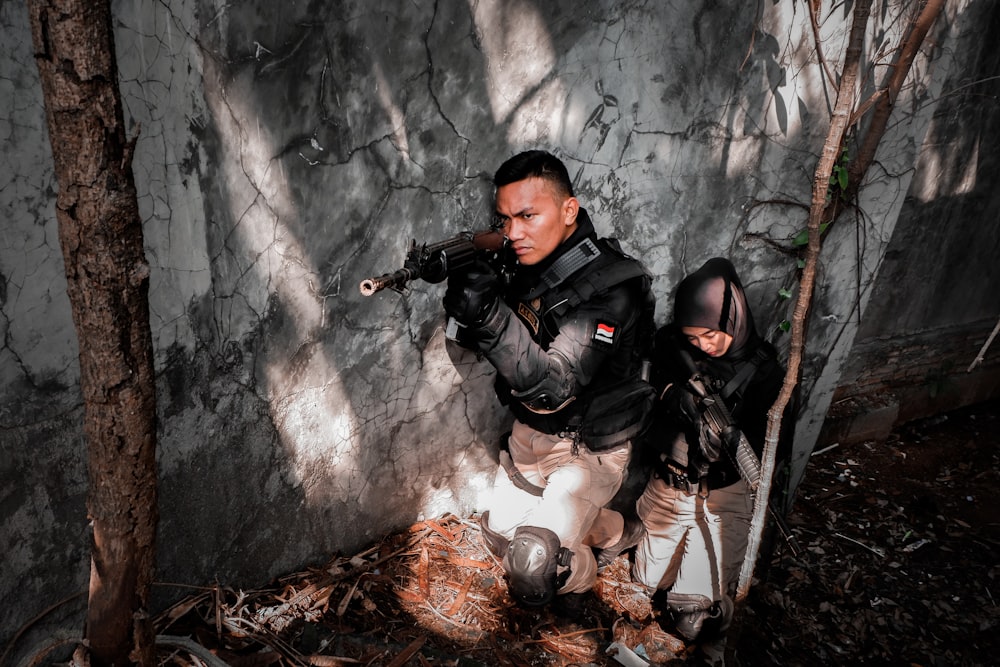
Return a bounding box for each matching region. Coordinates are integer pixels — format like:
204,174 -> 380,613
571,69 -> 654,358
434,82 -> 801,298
727,2 -> 945,659
848,0 -> 947,189
27,1 -> 158,665
742,0 -> 872,599
727,4 -> 873,660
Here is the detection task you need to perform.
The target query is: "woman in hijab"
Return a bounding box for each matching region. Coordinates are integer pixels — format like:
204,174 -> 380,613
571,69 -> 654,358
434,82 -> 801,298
632,258 -> 791,658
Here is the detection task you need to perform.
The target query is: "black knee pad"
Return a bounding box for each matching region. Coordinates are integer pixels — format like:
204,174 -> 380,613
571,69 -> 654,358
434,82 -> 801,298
700,595 -> 733,640
503,525 -> 572,607
479,511 -> 509,559
662,592 -> 730,642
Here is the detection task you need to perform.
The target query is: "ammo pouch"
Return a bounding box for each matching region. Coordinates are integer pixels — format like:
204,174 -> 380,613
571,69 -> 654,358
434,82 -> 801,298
578,377 -> 656,450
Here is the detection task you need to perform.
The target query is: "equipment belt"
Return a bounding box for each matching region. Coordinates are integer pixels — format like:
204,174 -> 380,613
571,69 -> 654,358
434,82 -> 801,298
656,465 -> 741,495
660,470 -> 697,495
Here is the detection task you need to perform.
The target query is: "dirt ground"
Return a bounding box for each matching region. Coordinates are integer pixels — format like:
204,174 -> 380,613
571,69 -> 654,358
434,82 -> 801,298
736,397 -> 1000,667
138,399 -> 999,665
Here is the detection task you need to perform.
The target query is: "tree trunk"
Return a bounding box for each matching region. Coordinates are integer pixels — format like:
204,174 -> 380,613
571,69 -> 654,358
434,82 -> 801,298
847,0 -> 947,190
26,1 -> 159,665
727,2 -> 873,661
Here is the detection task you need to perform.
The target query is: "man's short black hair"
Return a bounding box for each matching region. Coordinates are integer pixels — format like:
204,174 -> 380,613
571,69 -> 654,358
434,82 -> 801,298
494,150 -> 575,199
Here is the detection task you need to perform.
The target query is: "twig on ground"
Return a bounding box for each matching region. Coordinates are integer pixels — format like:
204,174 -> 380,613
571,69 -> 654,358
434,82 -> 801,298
833,532 -> 886,558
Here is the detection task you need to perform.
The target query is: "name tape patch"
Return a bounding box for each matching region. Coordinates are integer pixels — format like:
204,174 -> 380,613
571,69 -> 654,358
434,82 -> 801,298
517,300 -> 541,335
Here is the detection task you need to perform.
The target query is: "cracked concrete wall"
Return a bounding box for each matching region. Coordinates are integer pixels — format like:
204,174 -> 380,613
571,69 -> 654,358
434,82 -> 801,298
0,0 -> 988,645
812,0 -> 1000,455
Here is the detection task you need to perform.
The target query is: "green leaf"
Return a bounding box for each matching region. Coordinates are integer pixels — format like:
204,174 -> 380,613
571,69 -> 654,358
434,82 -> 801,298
797,258 -> 806,269
794,222 -> 832,246
837,167 -> 849,190
778,320 -> 791,332
778,288 -> 793,299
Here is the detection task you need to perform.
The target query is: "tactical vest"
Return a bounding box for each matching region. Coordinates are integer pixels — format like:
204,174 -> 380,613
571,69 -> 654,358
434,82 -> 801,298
501,235 -> 656,448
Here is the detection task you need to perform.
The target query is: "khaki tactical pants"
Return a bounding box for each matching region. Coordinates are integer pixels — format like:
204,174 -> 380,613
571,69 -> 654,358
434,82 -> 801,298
486,419 -> 632,594
633,475 -> 752,599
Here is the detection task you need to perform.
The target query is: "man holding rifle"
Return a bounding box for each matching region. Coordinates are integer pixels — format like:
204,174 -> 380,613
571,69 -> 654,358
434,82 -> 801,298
442,150 -> 655,612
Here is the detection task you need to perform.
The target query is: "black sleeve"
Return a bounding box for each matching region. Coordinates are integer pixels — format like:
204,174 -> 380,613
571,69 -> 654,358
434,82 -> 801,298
639,324 -> 702,466
733,351 -> 789,459
650,324 -> 694,396
464,281 -> 642,411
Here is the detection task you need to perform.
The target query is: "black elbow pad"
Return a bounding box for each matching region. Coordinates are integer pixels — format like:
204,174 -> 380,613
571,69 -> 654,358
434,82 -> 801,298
510,351 -> 577,414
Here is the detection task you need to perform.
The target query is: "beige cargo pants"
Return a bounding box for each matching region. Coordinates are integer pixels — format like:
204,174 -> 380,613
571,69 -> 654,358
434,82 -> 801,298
633,475 -> 752,599
485,419 -> 632,594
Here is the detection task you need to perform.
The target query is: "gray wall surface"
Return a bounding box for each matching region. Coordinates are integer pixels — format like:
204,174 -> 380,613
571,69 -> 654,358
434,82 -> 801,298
2,0 -> 997,647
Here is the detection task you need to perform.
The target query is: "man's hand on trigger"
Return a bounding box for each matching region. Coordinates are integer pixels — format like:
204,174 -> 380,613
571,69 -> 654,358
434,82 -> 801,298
443,260 -> 499,327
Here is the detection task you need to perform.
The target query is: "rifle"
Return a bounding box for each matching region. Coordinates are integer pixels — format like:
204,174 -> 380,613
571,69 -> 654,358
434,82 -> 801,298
681,354 -> 803,556
359,229 -> 507,296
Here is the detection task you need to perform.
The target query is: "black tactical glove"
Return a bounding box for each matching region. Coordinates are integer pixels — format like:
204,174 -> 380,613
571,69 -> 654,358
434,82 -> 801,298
660,383 -> 701,427
443,260 -> 499,327
697,400 -> 741,464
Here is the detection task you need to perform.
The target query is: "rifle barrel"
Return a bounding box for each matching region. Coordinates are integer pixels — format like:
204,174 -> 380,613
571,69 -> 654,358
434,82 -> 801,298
359,267 -> 418,296
359,229 -> 505,297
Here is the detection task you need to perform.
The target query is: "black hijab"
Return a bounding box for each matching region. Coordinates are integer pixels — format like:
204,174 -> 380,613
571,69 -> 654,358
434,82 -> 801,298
673,257 -> 759,362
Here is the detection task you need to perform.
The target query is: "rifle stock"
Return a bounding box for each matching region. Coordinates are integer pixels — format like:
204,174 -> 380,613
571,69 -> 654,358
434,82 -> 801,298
359,229 -> 506,296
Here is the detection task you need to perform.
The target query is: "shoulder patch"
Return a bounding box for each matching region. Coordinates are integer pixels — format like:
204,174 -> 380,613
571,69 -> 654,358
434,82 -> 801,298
594,321 -> 616,346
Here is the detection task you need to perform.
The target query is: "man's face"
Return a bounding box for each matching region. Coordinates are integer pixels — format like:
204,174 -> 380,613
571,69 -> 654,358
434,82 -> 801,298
495,177 -> 578,266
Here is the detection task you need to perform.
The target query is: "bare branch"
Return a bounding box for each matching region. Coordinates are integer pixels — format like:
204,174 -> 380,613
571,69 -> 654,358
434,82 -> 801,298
849,0 -> 947,186
736,0 -> 873,608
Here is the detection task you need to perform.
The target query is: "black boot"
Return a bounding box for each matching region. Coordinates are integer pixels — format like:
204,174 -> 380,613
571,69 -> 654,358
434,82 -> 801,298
551,590 -> 592,620
595,517 -> 644,571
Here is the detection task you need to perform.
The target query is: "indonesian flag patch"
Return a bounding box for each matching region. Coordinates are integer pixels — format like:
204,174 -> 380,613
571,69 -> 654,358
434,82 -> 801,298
594,321 -> 616,346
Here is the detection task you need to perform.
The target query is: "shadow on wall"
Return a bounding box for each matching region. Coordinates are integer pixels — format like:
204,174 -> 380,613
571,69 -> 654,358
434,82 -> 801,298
816,0 -> 1000,446
8,0 -> 943,654
155,0 -> 814,597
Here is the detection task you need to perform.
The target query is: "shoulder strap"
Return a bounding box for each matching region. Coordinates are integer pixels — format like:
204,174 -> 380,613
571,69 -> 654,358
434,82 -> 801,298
567,260 -> 648,304
720,345 -> 773,400
548,240 -> 651,314
539,237 -> 602,290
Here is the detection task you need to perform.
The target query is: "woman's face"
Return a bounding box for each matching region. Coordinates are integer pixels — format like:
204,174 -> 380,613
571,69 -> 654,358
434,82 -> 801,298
681,326 -> 733,357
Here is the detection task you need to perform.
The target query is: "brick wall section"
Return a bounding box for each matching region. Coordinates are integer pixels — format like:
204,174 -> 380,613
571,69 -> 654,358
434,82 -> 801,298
819,318 -> 1000,446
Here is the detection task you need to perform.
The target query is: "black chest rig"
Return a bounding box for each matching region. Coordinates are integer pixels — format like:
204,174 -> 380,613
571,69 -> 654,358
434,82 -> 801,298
510,236 -> 651,350
656,345 -> 775,491
502,235 -> 656,447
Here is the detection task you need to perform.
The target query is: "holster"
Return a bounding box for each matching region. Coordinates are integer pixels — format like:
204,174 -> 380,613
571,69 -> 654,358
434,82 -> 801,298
655,458 -> 699,495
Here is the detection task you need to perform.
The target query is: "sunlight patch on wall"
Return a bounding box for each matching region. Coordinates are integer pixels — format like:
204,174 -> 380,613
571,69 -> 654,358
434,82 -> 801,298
469,0 -> 558,132
912,135 -> 979,203
419,465 -> 495,522
506,79 -> 569,147
463,469 -> 495,510
268,384 -> 358,496
373,61 -> 411,160
204,64 -> 362,502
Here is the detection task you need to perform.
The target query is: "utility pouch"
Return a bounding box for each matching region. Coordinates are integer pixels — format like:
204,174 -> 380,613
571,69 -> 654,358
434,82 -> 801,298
579,377 -> 656,450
